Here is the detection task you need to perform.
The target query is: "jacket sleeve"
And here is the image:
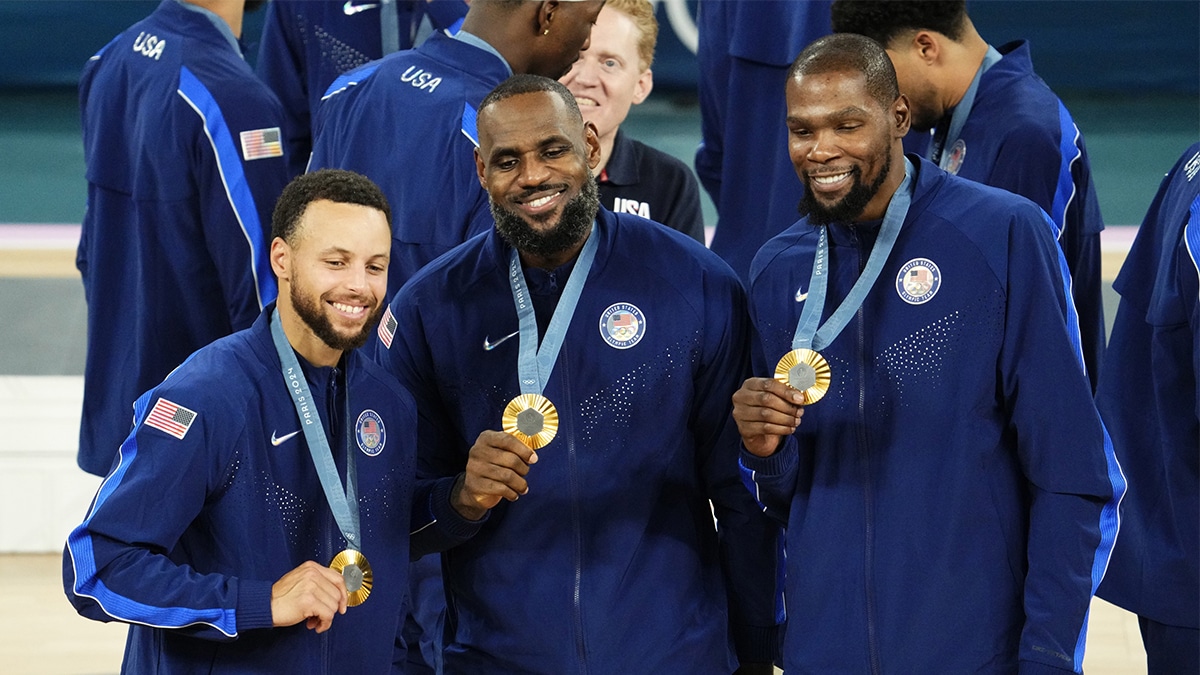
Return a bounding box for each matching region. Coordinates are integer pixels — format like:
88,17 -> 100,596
661,159 -> 707,244
179,68 -> 290,329
989,113 -> 1105,388
255,0 -> 313,175
997,206 -> 1124,674
373,295 -> 485,558
63,387 -> 275,640
692,269 -> 783,664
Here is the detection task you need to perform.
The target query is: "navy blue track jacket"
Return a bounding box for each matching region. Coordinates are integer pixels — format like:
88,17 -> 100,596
64,307 -> 481,673
1097,143 -> 1200,630
376,209 -> 782,673
76,0 -> 290,476
740,157 -> 1124,674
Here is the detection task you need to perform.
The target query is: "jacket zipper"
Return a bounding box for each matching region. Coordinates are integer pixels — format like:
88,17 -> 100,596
561,352 -> 588,674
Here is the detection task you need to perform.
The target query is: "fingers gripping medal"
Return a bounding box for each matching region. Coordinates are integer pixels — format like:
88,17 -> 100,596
784,159 -> 915,405
503,226 -> 599,449
270,310 -> 373,606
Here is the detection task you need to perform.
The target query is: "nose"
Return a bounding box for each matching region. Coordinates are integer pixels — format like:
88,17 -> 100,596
805,129 -> 840,163
345,263 -> 369,292
517,155 -> 552,188
567,56 -> 599,87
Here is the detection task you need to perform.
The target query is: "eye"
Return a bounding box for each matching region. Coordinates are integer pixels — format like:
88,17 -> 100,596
367,263 -> 386,274
837,123 -> 862,133
789,127 -> 811,138
325,259 -> 346,268
495,158 -> 518,171
545,146 -> 569,158
602,58 -> 618,69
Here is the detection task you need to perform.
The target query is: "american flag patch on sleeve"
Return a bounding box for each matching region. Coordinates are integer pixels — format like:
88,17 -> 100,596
239,127 -> 283,160
378,305 -> 398,349
145,398 -> 198,440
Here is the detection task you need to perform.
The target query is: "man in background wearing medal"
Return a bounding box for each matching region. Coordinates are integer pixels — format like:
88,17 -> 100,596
375,75 -> 780,673
731,34 -> 1125,673
831,0 -> 1108,391
64,170 -> 487,673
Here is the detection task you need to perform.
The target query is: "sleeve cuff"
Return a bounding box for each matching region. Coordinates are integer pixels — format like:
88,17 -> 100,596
738,436 -> 798,476
429,474 -> 488,540
732,622 -> 780,665
234,578 -> 276,632
1018,659 -> 1079,675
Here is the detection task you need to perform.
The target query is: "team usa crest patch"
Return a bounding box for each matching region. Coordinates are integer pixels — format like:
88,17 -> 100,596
599,302 -> 646,349
355,410 -> 385,456
896,258 -> 942,305
945,139 -> 967,175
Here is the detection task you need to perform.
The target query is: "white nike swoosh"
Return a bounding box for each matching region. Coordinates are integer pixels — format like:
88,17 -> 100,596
795,290 -> 808,302
343,1 -> 379,15
483,330 -> 520,351
271,430 -> 301,446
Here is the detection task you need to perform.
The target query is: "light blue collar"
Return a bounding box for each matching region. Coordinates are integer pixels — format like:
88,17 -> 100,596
173,0 -> 241,57
451,29 -> 513,77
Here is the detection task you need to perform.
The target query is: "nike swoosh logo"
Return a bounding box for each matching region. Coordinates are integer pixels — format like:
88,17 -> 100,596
795,288 -> 808,302
483,330 -> 520,351
343,1 -> 379,15
271,430 -> 301,446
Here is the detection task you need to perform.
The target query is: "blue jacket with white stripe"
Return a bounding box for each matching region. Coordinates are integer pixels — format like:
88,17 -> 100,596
309,30 -> 502,300
76,0 -> 290,476
740,156 -> 1124,674
926,40 -> 1107,389
64,306 -> 481,673
1096,143 -> 1200,629
375,208 -> 782,672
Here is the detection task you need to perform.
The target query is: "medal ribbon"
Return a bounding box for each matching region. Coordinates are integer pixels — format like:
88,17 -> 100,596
508,223 -> 600,395
792,158 -> 916,352
930,45 -> 1002,167
270,309 -> 361,551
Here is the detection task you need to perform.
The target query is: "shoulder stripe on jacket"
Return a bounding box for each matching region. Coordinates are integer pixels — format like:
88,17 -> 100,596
176,66 -> 276,309
1184,194 -> 1200,301
1049,100 -> 1082,241
65,386 -> 240,638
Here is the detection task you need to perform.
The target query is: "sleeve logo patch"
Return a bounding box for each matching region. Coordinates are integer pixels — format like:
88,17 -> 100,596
145,398 -> 198,440
240,127 -> 283,160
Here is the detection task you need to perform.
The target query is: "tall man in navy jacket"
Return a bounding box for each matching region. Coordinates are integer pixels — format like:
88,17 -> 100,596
732,34 -> 1123,673
376,75 -> 780,673
64,170 -> 491,672
76,0 -> 292,477
1096,144 -> 1200,675
832,0 -> 1107,389
310,0 -> 605,302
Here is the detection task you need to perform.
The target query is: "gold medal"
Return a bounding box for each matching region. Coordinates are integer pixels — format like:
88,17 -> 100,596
502,393 -> 559,449
774,349 -> 831,405
329,548 -> 373,606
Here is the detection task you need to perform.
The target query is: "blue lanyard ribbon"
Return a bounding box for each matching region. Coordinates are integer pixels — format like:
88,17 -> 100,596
379,0 -> 400,55
270,309 -> 360,550
508,224 -> 600,395
793,158 -> 915,352
931,45 -> 1002,167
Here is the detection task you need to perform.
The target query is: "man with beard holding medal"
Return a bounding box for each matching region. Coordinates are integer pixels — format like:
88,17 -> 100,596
375,75 -> 781,673
731,34 -> 1125,674
64,170 -> 486,673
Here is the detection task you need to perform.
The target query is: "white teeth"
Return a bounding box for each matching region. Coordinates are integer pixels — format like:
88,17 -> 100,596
332,302 -> 365,315
813,173 -> 850,185
574,97 -> 598,107
528,194 -> 555,208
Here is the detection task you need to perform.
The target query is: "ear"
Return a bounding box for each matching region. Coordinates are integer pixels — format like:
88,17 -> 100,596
475,146 -> 487,188
537,0 -> 560,35
583,121 -> 602,170
912,30 -> 940,66
893,93 -> 912,139
631,69 -> 653,106
270,237 -> 290,282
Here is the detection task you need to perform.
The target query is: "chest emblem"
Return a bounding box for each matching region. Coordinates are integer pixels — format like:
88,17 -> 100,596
945,139 -> 967,175
355,409 -> 385,456
896,258 -> 942,305
599,302 -> 646,349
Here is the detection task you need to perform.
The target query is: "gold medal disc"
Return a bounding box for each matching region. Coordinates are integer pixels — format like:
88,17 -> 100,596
774,349 -> 832,405
329,548 -> 373,606
502,393 -> 559,449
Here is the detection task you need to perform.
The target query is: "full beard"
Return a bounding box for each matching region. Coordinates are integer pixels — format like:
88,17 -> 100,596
291,282 -> 383,353
491,172 -> 600,261
798,152 -> 892,226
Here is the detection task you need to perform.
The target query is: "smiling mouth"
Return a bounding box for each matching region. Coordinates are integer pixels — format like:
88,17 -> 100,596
331,301 -> 367,317
574,96 -> 599,107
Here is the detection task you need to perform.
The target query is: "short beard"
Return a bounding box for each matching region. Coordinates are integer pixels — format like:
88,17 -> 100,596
491,172 -> 600,261
798,152 -> 892,226
290,280 -> 382,353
